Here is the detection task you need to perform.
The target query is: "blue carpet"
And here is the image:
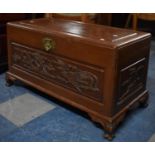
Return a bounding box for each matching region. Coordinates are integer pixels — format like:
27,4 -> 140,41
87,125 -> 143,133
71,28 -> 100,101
0,41 -> 155,141
0,115 -> 17,137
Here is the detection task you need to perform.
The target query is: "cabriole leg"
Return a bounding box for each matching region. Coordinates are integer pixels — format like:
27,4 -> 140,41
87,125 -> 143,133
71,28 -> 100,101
103,122 -> 115,141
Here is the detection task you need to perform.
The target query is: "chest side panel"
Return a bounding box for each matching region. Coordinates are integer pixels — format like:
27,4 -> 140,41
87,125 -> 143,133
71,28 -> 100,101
115,38 -> 151,111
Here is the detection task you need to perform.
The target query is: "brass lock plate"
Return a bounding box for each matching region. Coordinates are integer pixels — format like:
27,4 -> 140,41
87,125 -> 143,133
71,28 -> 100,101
43,38 -> 55,51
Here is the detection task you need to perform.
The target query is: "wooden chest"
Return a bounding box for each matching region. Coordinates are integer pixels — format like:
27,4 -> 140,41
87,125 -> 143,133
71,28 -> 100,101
6,18 -> 151,140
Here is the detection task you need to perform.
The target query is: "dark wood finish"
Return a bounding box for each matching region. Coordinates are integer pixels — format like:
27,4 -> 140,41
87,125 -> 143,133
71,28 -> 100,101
0,13 -> 27,72
6,18 -> 151,140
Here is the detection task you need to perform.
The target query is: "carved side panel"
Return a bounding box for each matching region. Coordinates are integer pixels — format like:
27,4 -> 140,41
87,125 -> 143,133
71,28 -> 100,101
117,58 -> 146,105
11,42 -> 104,102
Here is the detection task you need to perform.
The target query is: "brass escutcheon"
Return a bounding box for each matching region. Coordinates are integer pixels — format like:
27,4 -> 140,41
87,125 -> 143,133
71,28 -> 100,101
42,37 -> 55,52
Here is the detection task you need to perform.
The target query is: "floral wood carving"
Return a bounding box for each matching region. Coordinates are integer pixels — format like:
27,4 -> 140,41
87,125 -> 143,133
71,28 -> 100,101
117,58 -> 146,105
12,43 -> 104,102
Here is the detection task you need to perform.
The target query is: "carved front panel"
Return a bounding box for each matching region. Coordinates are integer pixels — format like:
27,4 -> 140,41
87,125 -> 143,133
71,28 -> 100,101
11,42 -> 104,102
117,58 -> 146,105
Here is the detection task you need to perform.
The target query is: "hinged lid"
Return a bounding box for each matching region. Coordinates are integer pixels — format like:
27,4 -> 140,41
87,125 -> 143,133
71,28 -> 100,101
8,18 -> 151,48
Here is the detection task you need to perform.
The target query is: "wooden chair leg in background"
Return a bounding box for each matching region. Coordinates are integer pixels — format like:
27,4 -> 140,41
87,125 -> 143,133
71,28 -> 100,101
81,13 -> 89,22
125,14 -> 132,28
125,13 -> 137,30
133,14 -> 138,30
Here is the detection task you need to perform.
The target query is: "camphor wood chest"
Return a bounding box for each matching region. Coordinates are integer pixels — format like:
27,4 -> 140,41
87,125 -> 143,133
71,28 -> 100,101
6,18 -> 151,140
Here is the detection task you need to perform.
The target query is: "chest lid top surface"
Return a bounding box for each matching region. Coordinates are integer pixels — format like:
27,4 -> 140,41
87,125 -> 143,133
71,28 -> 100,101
8,18 -> 151,48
